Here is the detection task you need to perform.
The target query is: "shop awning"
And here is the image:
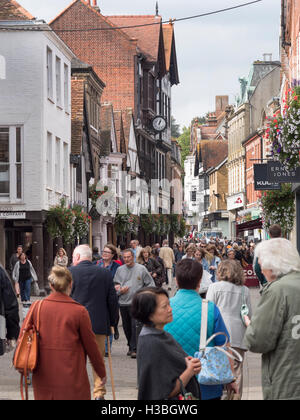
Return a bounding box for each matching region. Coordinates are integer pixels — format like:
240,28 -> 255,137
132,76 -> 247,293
236,218 -> 262,234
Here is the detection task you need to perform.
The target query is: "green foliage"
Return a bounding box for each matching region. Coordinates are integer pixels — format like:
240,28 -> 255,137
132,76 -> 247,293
259,184 -> 295,235
177,126 -> 191,167
171,116 -> 181,138
115,214 -> 139,237
46,199 -> 90,243
268,87 -> 300,171
46,199 -> 74,244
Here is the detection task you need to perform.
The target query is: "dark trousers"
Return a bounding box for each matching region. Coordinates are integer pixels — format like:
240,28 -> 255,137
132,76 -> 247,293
120,306 -> 142,352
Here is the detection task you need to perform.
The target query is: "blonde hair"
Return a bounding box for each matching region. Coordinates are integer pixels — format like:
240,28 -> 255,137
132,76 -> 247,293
57,248 -> 67,257
217,259 -> 245,286
48,266 -> 72,293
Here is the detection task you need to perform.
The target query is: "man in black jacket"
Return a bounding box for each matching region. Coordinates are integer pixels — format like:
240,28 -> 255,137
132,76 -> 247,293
0,264 -> 20,356
69,245 -> 118,400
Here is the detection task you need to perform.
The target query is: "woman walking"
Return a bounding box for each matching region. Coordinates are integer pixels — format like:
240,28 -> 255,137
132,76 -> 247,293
12,253 -> 37,303
24,266 -> 106,400
206,259 -> 252,397
131,287 -> 201,400
96,244 -> 121,348
54,248 -> 68,268
137,248 -> 164,287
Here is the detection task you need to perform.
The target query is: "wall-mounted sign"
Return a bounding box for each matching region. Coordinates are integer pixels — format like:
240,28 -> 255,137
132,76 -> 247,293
0,212 -> 26,220
267,161 -> 300,183
227,193 -> 245,211
254,164 -> 281,190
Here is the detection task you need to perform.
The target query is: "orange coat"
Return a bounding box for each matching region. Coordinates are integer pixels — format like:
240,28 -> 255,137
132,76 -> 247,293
26,292 -> 106,400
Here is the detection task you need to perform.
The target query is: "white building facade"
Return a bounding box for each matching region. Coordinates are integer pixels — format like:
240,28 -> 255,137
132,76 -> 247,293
0,20 -> 74,290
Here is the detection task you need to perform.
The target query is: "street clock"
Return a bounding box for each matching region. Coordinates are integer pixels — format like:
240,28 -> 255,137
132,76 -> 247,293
152,115 -> 167,133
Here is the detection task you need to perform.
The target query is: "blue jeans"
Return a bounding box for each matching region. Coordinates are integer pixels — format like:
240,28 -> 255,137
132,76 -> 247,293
19,278 -> 31,302
105,335 -> 113,354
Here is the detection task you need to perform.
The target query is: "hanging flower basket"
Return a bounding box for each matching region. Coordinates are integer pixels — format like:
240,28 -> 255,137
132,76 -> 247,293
46,199 -> 74,244
115,214 -> 139,236
140,214 -> 155,235
89,184 -> 108,208
258,184 -> 295,236
268,88 -> 300,171
72,204 -> 91,240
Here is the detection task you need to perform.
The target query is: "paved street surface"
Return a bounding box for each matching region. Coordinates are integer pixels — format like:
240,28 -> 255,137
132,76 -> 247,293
0,288 -> 262,401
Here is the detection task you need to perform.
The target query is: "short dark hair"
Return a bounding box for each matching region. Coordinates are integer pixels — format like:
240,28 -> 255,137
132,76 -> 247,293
131,287 -> 169,326
269,224 -> 282,238
176,259 -> 203,290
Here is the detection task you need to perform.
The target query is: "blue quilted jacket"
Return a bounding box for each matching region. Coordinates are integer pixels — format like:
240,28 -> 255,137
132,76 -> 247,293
164,289 -> 227,400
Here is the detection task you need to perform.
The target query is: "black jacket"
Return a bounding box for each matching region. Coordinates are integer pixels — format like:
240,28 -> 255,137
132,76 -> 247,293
0,265 -> 20,356
69,261 -> 119,335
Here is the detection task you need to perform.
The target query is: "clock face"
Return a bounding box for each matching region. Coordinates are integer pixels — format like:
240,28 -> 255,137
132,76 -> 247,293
152,116 -> 167,132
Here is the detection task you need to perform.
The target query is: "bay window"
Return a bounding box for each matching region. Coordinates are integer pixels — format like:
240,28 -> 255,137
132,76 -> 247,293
0,126 -> 23,201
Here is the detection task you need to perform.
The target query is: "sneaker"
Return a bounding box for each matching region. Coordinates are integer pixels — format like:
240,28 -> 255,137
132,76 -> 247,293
130,352 -> 137,359
127,350 -> 132,357
95,396 -> 105,400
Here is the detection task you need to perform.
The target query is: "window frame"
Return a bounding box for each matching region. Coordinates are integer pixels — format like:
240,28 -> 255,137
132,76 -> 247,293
0,125 -> 23,202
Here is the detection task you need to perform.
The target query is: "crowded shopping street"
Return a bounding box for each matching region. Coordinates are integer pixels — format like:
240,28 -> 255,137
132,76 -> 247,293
1,0 -> 300,404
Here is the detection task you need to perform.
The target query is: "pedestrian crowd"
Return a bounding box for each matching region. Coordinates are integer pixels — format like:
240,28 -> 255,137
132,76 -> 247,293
1,224 -> 300,401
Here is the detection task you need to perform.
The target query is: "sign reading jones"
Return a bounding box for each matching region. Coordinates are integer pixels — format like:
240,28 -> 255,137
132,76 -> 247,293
254,164 -> 280,190
267,161 -> 300,183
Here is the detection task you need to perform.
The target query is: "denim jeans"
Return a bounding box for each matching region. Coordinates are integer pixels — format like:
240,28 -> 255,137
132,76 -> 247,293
19,278 -> 32,302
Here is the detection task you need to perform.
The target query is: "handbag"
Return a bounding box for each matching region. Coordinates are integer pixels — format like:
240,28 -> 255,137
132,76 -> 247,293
199,270 -> 213,295
13,299 -> 43,400
195,299 -> 243,386
240,286 -> 250,326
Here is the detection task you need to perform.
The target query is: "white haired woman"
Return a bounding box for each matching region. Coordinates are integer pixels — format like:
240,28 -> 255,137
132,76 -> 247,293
244,238 -> 300,400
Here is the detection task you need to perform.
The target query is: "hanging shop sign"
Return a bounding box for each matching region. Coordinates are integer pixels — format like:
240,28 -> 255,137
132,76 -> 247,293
267,161 -> 300,183
227,193 -> 244,211
254,164 -> 280,190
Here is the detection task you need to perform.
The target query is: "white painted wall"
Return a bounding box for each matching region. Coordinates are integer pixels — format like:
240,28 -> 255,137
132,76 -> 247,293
0,25 -> 74,212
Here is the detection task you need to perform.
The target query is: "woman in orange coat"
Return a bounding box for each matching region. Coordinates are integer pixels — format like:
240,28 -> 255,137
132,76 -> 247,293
26,266 -> 106,400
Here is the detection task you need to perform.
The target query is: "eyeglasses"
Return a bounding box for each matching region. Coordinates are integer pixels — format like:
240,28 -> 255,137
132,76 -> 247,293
102,250 -> 113,255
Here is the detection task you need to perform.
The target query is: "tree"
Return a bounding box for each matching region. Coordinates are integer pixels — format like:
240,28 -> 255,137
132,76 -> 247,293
171,116 -> 181,138
177,126 -> 191,167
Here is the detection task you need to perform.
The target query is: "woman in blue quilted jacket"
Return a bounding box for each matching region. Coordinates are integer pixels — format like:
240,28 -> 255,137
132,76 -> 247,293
164,259 -> 238,400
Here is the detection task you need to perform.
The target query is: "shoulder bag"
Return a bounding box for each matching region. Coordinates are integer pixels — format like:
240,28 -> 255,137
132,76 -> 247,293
13,299 -> 43,400
195,299 -> 243,386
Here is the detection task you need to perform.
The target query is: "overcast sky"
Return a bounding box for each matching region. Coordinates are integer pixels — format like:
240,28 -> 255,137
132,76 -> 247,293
19,0 -> 281,129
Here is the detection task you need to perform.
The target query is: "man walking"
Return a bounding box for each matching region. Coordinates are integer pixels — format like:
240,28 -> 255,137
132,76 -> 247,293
113,249 -> 155,358
69,245 -> 118,400
159,239 -> 175,290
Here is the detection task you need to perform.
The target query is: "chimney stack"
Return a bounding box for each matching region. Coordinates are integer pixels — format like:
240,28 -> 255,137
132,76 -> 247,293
92,0 -> 100,12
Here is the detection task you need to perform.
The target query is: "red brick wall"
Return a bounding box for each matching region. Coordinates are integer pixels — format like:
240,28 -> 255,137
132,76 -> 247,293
245,136 -> 261,207
51,1 -> 137,111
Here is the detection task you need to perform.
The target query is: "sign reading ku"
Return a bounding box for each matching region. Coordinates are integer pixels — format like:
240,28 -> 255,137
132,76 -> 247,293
267,161 -> 300,183
254,164 -> 280,190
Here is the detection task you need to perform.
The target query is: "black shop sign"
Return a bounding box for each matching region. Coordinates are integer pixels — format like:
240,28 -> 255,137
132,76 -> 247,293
267,161 -> 300,183
254,164 -> 280,190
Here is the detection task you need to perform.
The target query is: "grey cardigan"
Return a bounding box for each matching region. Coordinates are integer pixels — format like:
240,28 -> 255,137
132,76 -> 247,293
12,260 -> 38,283
206,281 -> 252,350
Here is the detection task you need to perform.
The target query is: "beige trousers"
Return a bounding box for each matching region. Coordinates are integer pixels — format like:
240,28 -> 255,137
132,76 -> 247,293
232,347 -> 245,398
91,334 -> 106,399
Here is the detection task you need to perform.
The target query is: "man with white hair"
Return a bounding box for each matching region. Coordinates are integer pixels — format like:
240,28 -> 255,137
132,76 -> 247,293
244,238 -> 300,400
69,245 -> 118,400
